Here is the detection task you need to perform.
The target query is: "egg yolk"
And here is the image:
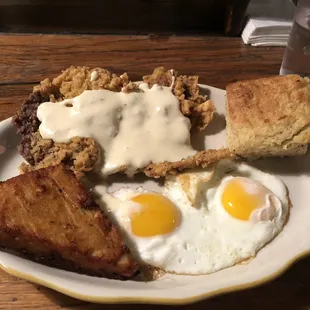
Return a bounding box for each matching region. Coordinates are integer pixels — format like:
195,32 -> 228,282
130,193 -> 181,237
221,177 -> 267,221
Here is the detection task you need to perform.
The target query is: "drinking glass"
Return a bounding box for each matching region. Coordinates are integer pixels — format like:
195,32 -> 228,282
280,0 -> 310,76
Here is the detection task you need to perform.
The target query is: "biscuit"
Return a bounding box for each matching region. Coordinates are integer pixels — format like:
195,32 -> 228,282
226,75 -> 310,158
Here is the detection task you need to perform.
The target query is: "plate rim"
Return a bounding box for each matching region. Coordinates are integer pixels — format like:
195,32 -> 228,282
1,249 -> 309,305
1,83 -> 310,304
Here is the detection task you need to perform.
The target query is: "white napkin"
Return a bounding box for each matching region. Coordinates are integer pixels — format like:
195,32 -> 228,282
242,0 -> 295,47
242,18 -> 293,46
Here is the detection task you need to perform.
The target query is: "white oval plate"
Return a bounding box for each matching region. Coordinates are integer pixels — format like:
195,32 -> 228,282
0,85 -> 310,305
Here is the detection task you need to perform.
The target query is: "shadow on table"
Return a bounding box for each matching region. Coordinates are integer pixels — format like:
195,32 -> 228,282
38,256 -> 310,310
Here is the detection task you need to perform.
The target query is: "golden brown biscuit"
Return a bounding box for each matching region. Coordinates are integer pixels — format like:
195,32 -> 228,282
226,75 -> 310,158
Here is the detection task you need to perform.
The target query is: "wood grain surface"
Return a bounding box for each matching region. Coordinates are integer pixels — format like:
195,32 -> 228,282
1,34 -> 310,310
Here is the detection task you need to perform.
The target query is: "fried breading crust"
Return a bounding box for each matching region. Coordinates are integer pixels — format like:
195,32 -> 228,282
144,149 -> 233,178
0,165 -> 139,279
143,67 -> 215,131
19,132 -> 99,179
13,66 -> 217,178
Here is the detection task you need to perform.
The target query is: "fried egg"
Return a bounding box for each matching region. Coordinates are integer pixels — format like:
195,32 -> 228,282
105,160 -> 289,275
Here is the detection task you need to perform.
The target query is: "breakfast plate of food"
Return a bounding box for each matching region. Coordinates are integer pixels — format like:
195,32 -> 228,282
0,66 -> 310,304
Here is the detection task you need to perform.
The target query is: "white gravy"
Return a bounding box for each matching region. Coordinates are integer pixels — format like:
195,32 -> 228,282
37,83 -> 196,176
90,71 -> 99,82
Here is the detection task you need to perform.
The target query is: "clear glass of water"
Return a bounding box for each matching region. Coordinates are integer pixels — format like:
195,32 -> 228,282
280,0 -> 310,76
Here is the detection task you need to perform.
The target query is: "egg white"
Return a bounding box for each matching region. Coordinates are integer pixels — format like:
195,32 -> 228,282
104,160 -> 289,275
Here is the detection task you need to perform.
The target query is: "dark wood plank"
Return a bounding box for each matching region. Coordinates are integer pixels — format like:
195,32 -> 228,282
0,34 -> 284,121
0,84 -> 35,120
0,34 -> 283,85
0,0 -> 250,35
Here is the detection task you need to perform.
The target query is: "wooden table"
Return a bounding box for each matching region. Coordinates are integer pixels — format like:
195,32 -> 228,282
1,34 -> 309,310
